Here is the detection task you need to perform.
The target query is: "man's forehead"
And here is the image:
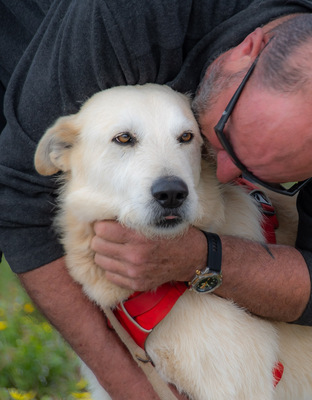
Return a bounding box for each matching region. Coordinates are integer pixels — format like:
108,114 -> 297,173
230,85 -> 311,137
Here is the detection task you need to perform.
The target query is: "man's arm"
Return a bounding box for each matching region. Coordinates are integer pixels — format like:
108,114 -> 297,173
217,235 -> 310,321
18,257 -> 187,400
91,220 -> 311,322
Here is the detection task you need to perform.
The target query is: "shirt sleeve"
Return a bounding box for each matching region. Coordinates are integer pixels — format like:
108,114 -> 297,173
0,0 -> 193,273
292,182 -> 312,326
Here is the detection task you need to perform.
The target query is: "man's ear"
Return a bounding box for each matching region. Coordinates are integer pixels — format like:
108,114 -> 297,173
34,114 -> 80,176
228,27 -> 266,69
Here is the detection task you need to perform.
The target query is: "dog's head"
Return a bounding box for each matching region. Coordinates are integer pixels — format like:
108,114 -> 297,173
35,84 -> 205,237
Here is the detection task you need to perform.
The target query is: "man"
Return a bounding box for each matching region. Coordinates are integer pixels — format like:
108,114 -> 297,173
0,1 -> 311,399
92,14 -> 312,325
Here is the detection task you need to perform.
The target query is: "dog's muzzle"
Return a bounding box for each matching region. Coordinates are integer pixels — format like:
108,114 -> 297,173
151,176 -> 189,208
151,176 -> 189,228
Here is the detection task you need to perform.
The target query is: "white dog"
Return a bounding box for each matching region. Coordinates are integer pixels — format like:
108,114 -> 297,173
35,84 -> 312,400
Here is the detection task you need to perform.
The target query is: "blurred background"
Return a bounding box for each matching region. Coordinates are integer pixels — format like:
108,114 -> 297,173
0,257 -> 91,400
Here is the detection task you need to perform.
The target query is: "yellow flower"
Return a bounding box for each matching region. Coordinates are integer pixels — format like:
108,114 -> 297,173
0,320 -> 7,331
71,392 -> 92,400
9,389 -> 36,400
41,321 -> 53,333
76,379 -> 88,390
23,303 -> 35,314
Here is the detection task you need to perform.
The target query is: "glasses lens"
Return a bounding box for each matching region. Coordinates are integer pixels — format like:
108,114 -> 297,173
242,174 -> 311,196
278,179 -> 311,195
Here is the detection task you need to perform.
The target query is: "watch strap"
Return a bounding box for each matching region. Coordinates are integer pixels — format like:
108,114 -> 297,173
201,231 -> 222,273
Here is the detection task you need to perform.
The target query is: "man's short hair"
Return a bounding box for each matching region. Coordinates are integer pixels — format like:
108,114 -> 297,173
257,14 -> 312,93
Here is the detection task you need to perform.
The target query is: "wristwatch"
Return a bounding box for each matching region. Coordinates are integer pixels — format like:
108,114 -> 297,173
189,231 -> 223,293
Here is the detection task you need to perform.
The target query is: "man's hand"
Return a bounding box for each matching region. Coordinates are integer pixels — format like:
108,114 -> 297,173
91,221 -> 311,322
91,220 -> 207,292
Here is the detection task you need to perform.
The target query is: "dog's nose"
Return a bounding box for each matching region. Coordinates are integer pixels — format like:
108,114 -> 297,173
151,176 -> 189,208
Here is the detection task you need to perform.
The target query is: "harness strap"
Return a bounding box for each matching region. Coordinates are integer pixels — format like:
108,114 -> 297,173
273,361 -> 284,388
111,281 -> 187,349
235,177 -> 279,243
104,306 -> 178,400
235,178 -> 284,387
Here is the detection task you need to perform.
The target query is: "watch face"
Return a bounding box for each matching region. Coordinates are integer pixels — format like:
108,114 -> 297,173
194,274 -> 222,293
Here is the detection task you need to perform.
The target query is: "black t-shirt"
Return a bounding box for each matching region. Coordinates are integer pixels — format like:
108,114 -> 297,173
0,0 -> 312,324
295,182 -> 312,324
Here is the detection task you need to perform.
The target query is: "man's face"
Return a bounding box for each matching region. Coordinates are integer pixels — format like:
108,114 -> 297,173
196,57 -> 312,185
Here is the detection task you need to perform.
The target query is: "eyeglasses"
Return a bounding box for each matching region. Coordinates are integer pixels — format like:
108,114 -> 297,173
214,39 -> 311,196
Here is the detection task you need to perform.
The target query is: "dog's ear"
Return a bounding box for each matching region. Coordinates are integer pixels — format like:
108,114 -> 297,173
35,114 -> 80,175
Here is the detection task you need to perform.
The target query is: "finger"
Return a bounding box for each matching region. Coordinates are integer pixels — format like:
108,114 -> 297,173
95,253 -> 147,290
94,249 -> 160,291
94,220 -> 150,247
104,270 -> 145,291
91,234 -> 112,254
94,251 -> 129,277
91,225 -> 133,257
93,220 -> 133,243
92,234 -> 143,270
94,250 -> 151,284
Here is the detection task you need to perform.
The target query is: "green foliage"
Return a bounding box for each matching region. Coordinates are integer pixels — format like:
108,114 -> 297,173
0,258 -> 91,400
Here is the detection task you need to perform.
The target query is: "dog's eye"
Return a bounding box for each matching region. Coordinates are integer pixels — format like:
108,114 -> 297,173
113,132 -> 136,145
178,131 -> 193,144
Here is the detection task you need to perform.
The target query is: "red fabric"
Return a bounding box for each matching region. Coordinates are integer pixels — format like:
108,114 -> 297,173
235,177 -> 279,244
261,205 -> 279,244
111,281 -> 187,349
273,362 -> 284,387
236,178 -> 283,387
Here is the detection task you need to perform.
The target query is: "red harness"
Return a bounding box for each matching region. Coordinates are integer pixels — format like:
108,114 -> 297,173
235,177 -> 279,243
109,178 -> 283,386
111,281 -> 187,349
235,178 -> 283,387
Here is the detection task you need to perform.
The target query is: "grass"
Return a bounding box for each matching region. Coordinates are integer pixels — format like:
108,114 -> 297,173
0,257 -> 92,400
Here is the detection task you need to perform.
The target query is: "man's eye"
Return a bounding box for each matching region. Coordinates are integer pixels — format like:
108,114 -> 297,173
113,132 -> 136,145
178,131 -> 194,143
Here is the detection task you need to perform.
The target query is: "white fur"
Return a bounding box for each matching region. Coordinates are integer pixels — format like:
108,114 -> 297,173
35,84 -> 312,400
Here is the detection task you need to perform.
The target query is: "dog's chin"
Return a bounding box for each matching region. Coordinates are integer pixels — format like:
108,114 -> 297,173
155,215 -> 183,229
118,208 -> 192,238
148,214 -> 190,237
119,216 -> 188,239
